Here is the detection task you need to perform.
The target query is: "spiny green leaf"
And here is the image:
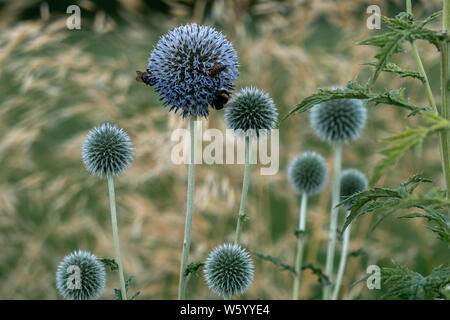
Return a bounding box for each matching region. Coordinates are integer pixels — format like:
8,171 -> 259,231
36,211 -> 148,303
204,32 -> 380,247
114,276 -> 140,300
281,81 -> 425,121
381,262 -> 450,299
360,11 -> 444,83
254,252 -> 330,286
184,261 -> 205,277
254,252 -> 295,273
99,258 -> 119,272
371,112 -> 450,184
338,174 -> 444,231
363,61 -> 425,82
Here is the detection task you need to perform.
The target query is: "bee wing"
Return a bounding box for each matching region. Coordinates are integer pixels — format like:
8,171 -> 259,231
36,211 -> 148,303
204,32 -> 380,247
136,70 -> 144,83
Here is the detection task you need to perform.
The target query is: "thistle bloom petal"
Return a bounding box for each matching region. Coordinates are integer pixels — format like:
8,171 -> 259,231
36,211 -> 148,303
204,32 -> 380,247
56,250 -> 106,300
287,151 -> 328,195
148,24 -> 239,118
310,95 -> 367,144
82,123 -> 133,177
204,243 -> 254,298
224,87 -> 278,137
340,169 -> 368,204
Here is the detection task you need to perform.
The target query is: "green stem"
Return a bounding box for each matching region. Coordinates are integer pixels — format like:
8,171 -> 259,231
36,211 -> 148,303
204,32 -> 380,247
293,192 -> 308,300
441,0 -> 450,196
323,142 -> 342,300
331,210 -> 351,300
234,136 -> 251,246
107,174 -> 127,300
178,115 -> 197,300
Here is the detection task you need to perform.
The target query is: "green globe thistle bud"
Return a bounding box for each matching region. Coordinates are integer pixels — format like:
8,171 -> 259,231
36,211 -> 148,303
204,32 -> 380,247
310,95 -> 367,144
82,123 -> 133,177
224,87 -> 278,137
203,243 -> 254,298
340,169 -> 368,204
287,151 -> 328,195
56,250 -> 106,300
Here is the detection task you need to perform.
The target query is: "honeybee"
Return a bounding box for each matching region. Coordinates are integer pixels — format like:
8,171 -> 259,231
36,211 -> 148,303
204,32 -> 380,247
211,89 -> 231,110
136,70 -> 156,86
209,64 -> 226,77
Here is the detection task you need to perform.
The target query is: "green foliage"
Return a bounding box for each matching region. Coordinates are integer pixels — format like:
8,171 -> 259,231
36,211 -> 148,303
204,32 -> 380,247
339,174 -> 450,234
360,11 -> 443,83
371,112 -> 450,184
184,261 -> 205,277
381,262 -> 450,299
114,276 -> 141,300
254,252 -> 330,286
99,258 -> 119,272
281,80 -> 425,121
363,62 -> 425,82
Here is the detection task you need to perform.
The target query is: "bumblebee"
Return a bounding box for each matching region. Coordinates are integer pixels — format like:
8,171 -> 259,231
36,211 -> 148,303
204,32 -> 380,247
211,89 -> 231,110
209,64 -> 226,77
136,70 -> 157,86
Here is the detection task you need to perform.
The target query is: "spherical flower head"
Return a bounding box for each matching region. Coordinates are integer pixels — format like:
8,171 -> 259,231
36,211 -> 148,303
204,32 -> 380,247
224,87 -> 278,138
56,250 -> 106,300
82,123 -> 133,177
148,23 -> 239,118
310,94 -> 367,144
340,168 -> 368,205
287,151 -> 328,195
203,243 -> 254,298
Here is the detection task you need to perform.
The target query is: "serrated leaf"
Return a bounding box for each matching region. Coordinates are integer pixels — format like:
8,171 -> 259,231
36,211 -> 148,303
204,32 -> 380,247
338,174 -> 450,232
281,80 -> 425,121
360,11 -> 444,83
254,252 -> 295,273
363,61 -> 425,82
99,258 -> 119,272
371,112 -> 449,184
184,261 -> 205,277
381,262 -> 450,299
114,276 -> 140,300
399,210 -> 450,244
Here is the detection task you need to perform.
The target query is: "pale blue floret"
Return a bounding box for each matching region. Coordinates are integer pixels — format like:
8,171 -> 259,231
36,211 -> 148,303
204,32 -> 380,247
310,97 -> 367,144
81,123 -> 133,177
148,24 -> 239,118
224,87 -> 278,137
56,250 -> 106,300
203,243 -> 254,297
287,151 -> 328,195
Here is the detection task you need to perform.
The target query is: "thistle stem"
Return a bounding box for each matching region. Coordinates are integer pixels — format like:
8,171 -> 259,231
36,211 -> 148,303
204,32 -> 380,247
234,136 -> 251,246
331,210 -> 352,300
441,0 -> 450,197
293,192 -> 308,300
323,142 -> 342,300
107,174 -> 127,300
178,115 -> 197,300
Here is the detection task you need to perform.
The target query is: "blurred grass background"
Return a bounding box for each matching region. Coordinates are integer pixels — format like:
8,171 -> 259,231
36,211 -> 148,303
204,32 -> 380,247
0,0 -> 448,299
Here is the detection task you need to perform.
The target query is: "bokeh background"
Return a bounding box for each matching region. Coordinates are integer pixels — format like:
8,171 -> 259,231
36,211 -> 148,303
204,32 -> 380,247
0,0 -> 449,299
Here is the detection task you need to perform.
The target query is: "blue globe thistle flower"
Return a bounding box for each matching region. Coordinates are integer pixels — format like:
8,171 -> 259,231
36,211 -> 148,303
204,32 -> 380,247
287,151 -> 328,195
56,250 -> 106,300
224,87 -> 278,137
340,169 -> 368,204
82,123 -> 133,177
204,243 -> 254,298
310,96 -> 367,144
147,23 -> 239,118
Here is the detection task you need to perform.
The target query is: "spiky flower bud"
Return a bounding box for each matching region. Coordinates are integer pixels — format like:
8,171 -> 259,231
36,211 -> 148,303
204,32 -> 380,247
287,151 -> 328,195
224,87 -> 278,137
56,250 -> 106,300
147,23 -> 239,118
340,169 -> 368,204
204,243 -> 254,298
310,96 -> 367,144
82,123 -> 133,177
